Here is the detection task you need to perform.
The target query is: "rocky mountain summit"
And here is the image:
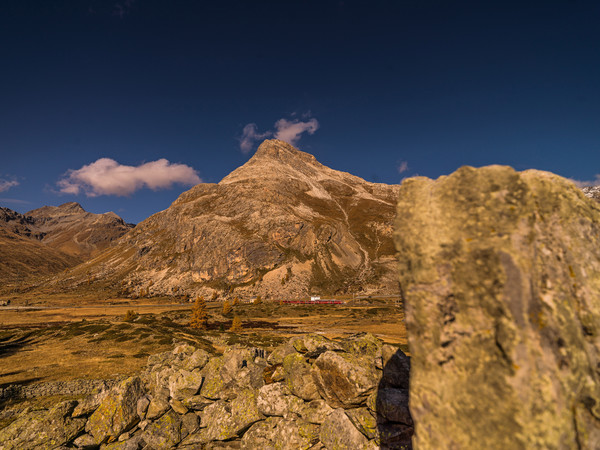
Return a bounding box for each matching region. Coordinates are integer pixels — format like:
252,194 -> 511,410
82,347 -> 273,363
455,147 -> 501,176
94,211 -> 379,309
0,203 -> 132,283
0,333 -> 412,449
395,165 -> 600,449
66,140 -> 400,298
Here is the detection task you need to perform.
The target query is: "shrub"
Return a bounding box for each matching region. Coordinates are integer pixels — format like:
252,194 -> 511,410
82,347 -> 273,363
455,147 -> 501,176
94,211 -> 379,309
254,295 -> 262,305
123,310 -> 137,322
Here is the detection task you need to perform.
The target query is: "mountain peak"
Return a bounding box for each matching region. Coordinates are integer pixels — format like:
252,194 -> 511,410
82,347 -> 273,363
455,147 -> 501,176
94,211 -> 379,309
58,202 -> 85,212
220,139 -> 323,186
252,139 -> 318,165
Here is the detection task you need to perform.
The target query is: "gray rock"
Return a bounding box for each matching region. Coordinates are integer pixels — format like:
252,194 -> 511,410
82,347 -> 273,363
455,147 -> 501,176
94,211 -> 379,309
0,401 -> 85,450
378,423 -> 413,449
200,357 -> 226,400
86,377 -> 145,444
311,351 -> 379,408
319,408 -> 374,450
345,407 -> 378,439
99,432 -> 145,449
145,389 -> 170,420
221,346 -> 266,391
376,388 -> 412,425
170,398 -> 189,414
283,353 -> 320,401
256,382 -> 304,416
181,394 -> 213,411
72,390 -> 110,417
181,412 -> 200,436
301,333 -> 343,354
241,416 -> 319,450
267,343 -> 297,365
141,410 -> 182,448
380,345 -> 410,389
395,165 -> 600,449
136,395 -> 150,419
297,399 -> 333,424
72,433 -> 97,449
191,388 -> 263,443
340,333 -> 382,359
168,369 -> 204,401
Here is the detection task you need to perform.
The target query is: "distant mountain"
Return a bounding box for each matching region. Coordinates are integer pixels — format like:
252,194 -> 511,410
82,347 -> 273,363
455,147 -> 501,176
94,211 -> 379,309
26,202 -> 134,259
582,186 -> 600,203
61,140 -> 400,299
0,203 -> 133,283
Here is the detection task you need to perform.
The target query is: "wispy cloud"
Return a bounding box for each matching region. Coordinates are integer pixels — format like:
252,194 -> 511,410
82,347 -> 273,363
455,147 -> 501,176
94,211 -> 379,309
239,114 -> 319,153
57,158 -> 201,197
397,161 -> 409,174
113,0 -> 135,19
569,174 -> 600,188
239,124 -> 272,154
0,179 -> 19,193
273,118 -> 319,145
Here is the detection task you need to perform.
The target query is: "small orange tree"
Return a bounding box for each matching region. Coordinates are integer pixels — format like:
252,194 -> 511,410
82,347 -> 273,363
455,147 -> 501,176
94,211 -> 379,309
230,316 -> 242,332
222,300 -> 232,315
254,295 -> 262,305
233,296 -> 240,306
190,296 -> 208,329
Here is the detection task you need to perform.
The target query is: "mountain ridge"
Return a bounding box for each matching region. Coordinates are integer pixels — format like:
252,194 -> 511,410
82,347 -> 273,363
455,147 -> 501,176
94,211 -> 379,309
0,203 -> 132,283
55,140 -> 400,299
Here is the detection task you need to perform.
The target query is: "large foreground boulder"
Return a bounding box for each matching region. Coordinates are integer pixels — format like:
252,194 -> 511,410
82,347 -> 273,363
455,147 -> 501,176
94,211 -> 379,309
395,166 -> 600,449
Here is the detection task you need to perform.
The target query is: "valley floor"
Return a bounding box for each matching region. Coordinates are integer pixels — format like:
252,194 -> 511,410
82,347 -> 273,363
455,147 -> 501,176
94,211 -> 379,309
0,296 -> 407,391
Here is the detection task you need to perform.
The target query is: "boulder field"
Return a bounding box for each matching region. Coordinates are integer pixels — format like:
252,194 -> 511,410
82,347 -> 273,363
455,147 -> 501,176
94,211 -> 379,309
0,333 -> 412,449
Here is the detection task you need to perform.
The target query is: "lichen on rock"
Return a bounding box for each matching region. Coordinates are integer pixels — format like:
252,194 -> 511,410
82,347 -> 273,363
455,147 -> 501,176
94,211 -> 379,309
395,165 -> 600,449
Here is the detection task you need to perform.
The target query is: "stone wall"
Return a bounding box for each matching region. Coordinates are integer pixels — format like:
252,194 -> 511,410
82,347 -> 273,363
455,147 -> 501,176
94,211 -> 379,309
0,333 -> 412,449
0,378 -> 122,402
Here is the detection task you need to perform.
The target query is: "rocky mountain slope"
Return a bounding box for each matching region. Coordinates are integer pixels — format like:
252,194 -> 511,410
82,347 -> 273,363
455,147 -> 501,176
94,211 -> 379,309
62,139 -> 400,298
0,203 -> 132,283
25,202 -> 134,259
0,227 -> 80,283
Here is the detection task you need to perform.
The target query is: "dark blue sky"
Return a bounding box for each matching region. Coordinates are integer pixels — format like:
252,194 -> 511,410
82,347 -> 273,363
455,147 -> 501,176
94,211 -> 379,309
1,0 -> 599,223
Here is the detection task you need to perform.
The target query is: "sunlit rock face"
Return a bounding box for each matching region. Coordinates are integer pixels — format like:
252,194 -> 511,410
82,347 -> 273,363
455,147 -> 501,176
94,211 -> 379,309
395,165 -> 600,449
68,139 -> 400,298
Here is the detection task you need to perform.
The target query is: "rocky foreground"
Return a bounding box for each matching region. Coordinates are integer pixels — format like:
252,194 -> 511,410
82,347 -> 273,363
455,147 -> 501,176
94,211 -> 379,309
0,333 -> 411,449
395,165 -> 600,449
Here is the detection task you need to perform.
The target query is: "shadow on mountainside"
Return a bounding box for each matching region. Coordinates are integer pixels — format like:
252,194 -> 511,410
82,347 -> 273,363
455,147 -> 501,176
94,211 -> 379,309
376,346 -> 413,449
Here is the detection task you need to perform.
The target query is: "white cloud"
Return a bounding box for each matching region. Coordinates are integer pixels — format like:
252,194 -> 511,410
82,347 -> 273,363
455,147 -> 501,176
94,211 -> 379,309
0,179 -> 18,193
239,123 -> 272,154
239,115 -> 319,153
570,174 -> 600,188
274,118 -> 319,145
397,161 -> 409,174
57,158 -> 201,197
